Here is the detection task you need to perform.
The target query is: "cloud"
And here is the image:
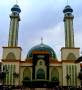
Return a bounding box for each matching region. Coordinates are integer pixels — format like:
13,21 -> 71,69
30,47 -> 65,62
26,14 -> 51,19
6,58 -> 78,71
20,0 -> 64,31
19,21 -> 64,60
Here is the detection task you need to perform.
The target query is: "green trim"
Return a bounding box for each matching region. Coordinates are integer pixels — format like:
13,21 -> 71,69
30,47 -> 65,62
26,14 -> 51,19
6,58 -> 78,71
3,64 -> 16,85
11,18 -> 15,46
8,65 -> 10,85
15,20 -> 19,46
13,65 -> 15,85
8,15 -> 19,46
75,65 -> 77,86
65,21 -> 67,47
64,16 -> 74,47
6,65 -> 8,84
69,65 -> 71,85
66,65 -> 77,86
72,65 -> 74,85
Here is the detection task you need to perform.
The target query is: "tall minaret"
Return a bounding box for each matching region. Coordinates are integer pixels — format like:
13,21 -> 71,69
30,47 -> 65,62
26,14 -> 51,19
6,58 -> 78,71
63,5 -> 74,48
8,4 -> 21,47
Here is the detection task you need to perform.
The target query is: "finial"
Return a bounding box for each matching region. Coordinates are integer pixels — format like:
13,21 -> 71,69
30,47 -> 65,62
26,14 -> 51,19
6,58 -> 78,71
16,0 -> 18,4
67,0 -> 70,5
41,37 -> 43,44
67,0 -> 68,5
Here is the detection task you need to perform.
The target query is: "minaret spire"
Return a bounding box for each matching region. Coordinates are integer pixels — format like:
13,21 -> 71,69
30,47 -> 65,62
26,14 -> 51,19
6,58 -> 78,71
63,5 -> 74,48
67,0 -> 69,5
41,37 -> 43,44
16,0 -> 18,4
8,4 -> 21,47
15,0 -> 19,5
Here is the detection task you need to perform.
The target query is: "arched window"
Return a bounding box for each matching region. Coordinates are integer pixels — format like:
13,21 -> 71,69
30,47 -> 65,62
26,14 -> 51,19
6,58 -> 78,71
23,68 -> 31,80
6,52 -> 16,60
67,53 -> 76,60
37,68 -> 45,79
51,68 -> 59,81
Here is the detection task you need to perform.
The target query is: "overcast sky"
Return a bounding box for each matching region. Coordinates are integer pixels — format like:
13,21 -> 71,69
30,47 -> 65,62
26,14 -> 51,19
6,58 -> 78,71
0,0 -> 82,60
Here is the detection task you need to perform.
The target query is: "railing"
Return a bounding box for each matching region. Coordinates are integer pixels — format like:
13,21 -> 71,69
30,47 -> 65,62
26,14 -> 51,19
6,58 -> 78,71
0,85 -> 82,90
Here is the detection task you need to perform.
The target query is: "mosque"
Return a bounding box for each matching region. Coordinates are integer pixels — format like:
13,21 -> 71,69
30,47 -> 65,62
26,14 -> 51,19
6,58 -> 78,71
1,4 -> 82,87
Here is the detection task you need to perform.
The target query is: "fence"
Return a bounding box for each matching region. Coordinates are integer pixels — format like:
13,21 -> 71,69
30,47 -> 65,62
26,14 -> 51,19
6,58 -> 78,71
0,85 -> 82,90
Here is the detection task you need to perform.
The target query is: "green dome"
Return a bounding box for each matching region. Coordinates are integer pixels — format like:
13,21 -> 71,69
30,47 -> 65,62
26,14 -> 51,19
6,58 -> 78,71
27,43 -> 57,59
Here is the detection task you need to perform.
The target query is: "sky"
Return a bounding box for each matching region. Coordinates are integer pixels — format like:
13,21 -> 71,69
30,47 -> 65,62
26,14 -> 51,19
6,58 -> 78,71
0,0 -> 82,60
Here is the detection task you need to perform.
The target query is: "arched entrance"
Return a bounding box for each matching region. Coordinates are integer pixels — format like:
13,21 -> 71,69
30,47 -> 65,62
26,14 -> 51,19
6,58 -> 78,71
51,68 -> 59,85
36,68 -> 45,79
23,68 -> 31,80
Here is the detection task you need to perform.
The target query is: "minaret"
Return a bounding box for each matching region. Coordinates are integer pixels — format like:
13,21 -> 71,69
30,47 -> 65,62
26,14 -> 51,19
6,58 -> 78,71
8,4 -> 21,47
63,5 -> 74,48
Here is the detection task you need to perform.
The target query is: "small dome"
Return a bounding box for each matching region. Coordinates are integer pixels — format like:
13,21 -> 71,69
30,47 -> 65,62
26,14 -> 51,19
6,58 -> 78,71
11,4 -> 21,13
27,43 -> 57,59
75,56 -> 82,63
63,5 -> 73,13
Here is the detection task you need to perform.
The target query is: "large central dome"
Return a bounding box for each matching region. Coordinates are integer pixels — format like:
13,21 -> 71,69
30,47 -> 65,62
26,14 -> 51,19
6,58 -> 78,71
27,43 -> 57,59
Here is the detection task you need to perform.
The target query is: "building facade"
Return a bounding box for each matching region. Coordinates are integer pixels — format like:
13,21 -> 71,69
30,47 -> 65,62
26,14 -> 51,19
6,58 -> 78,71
1,4 -> 81,87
